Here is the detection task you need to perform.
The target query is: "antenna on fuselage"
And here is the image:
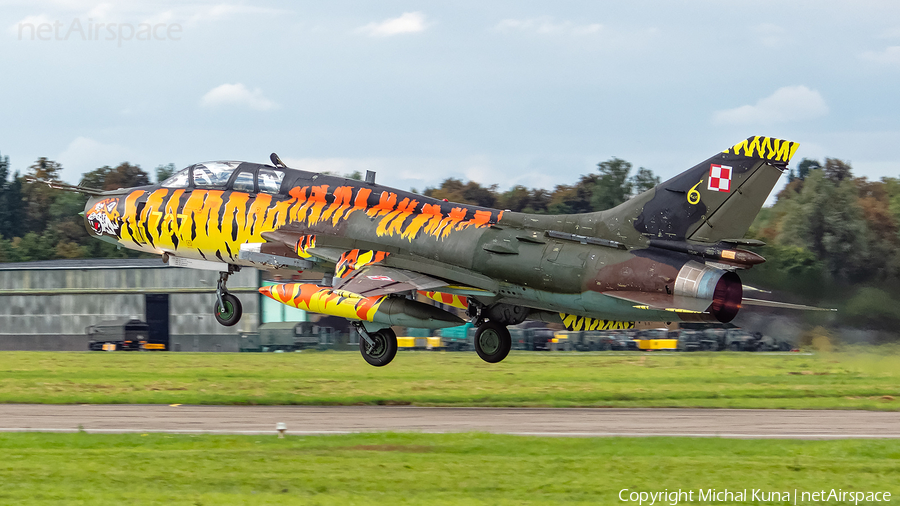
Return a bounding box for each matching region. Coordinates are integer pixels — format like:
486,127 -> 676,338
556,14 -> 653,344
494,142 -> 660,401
270,153 -> 287,169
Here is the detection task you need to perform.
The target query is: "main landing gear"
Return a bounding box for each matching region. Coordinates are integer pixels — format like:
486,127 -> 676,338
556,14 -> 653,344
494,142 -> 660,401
214,267 -> 243,327
473,321 -> 512,363
354,322 -> 397,367
468,303 -> 512,364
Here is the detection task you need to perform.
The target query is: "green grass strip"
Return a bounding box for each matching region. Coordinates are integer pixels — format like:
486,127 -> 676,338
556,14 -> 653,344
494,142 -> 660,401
0,350 -> 899,410
0,432 -> 897,505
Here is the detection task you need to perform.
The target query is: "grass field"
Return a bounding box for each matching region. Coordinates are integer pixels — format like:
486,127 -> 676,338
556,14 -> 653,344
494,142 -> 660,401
0,432 -> 897,505
1,350 -> 899,409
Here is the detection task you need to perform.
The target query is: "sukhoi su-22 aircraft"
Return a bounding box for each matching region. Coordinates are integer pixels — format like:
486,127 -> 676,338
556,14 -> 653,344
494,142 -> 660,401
51,135 -> 824,366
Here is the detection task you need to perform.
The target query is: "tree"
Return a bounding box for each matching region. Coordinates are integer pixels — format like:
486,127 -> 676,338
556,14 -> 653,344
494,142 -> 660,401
104,162 -> 150,190
548,181 -> 594,214
823,157 -> 852,183
26,157 -> 62,181
0,151 -> 12,239
790,158 -> 821,182
630,167 -> 660,194
48,191 -> 88,244
499,185 -> 531,212
155,163 -> 176,183
423,179 -> 498,208
22,158 -> 64,234
79,162 -> 151,191
778,170 -> 870,281
79,166 -> 113,190
591,157 -> 633,211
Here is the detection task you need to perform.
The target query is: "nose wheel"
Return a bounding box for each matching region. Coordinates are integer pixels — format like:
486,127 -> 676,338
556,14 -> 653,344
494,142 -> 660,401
214,269 -> 243,326
355,323 -> 397,367
473,321 -> 511,363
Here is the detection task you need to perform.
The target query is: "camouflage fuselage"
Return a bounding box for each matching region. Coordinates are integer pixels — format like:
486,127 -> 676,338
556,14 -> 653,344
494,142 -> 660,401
84,137 -> 796,326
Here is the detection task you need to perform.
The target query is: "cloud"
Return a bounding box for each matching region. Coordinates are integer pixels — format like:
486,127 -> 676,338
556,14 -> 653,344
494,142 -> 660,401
495,17 -> 602,36
8,3 -> 284,33
879,26 -> 900,38
200,83 -> 278,111
713,86 -> 828,126
8,14 -> 53,36
754,23 -> 787,48
56,137 -> 133,184
186,4 -> 285,24
860,46 -> 900,65
357,12 -> 428,37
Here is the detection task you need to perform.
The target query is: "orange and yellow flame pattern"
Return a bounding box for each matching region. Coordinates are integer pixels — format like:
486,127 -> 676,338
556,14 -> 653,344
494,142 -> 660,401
296,235 -> 316,258
336,250 -> 391,278
108,183 -> 501,262
260,283 -> 386,321
419,291 -> 469,309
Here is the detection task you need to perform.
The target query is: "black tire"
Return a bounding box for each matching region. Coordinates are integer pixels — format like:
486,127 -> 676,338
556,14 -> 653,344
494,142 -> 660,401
214,293 -> 242,326
359,328 -> 397,367
473,321 -> 512,363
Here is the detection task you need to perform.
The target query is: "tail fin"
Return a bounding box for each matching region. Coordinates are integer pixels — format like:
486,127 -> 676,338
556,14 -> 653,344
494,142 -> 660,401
628,136 -> 798,243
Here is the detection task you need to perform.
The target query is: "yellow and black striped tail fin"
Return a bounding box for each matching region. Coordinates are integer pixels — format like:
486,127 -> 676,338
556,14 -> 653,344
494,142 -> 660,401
623,136 -> 799,243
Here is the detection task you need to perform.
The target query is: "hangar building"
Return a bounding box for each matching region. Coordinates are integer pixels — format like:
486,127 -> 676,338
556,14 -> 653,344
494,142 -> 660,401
0,258 -> 265,351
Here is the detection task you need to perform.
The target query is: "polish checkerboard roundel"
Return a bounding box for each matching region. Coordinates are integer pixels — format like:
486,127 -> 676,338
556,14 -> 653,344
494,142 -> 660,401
708,164 -> 732,192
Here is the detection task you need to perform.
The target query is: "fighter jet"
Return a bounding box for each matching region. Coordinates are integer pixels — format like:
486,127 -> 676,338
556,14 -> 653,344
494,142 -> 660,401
67,135 -> 823,366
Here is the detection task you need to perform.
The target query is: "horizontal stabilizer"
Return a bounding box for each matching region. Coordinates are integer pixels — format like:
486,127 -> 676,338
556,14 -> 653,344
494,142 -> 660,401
741,298 -> 836,312
602,291 -> 711,313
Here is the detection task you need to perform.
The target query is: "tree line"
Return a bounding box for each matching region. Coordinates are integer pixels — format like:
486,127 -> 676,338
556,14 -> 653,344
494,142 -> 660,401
745,158 -> 900,330
1,150 -> 899,330
0,152 -> 174,262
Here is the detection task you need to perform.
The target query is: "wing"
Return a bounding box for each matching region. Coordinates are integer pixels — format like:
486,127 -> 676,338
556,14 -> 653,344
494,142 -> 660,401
255,230 -> 498,300
334,264 -> 448,297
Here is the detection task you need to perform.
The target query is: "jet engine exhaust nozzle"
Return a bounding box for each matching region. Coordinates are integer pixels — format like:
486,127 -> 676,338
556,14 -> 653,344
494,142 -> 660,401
674,261 -> 743,323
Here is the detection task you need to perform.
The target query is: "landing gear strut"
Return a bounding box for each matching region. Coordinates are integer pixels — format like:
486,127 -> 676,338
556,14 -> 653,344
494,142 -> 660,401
214,267 -> 243,326
467,299 -> 512,363
473,321 -> 512,363
354,322 -> 397,367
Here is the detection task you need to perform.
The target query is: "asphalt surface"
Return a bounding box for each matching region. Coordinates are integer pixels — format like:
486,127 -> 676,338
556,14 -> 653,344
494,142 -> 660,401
1,405 -> 899,438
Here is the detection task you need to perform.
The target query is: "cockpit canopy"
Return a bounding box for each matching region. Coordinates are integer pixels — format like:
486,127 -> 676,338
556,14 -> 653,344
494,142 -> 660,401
161,161 -> 285,194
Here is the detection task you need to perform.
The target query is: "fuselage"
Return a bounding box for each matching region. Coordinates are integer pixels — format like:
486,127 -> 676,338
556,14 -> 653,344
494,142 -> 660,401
84,160 -> 726,325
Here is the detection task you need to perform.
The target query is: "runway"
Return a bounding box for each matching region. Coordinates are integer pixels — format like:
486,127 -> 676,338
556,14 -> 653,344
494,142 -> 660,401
1,405 -> 899,439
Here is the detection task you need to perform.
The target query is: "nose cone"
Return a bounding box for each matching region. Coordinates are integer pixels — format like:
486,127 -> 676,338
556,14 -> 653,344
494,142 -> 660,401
83,196 -> 123,242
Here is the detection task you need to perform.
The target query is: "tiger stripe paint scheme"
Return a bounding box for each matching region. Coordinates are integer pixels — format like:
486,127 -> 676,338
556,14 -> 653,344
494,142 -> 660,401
722,135 -> 799,163
336,250 -> 391,278
560,314 -> 635,332
419,290 -> 469,309
258,283 -> 466,328
260,282 -> 386,321
87,178 -> 504,265
82,137 -> 809,349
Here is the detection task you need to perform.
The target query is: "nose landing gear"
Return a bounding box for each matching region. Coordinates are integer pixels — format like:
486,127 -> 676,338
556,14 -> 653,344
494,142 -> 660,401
214,268 -> 243,326
354,322 -> 398,367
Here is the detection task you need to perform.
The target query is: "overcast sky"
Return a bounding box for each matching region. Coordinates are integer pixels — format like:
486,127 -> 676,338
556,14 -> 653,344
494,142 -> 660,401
2,1 -> 899,202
